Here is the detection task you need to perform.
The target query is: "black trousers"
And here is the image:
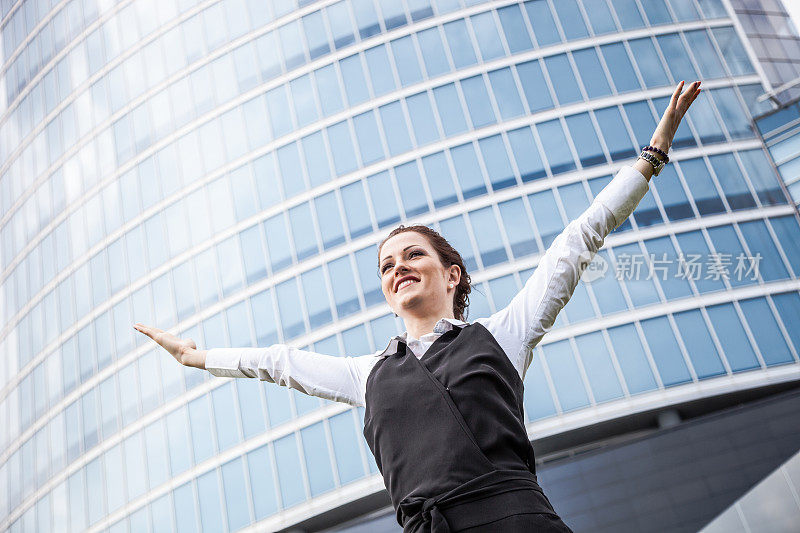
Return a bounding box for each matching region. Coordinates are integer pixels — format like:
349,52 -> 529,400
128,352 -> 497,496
425,488 -> 574,532
459,512 -> 574,532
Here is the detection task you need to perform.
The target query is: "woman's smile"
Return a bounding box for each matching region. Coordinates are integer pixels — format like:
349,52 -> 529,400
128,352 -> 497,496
396,277 -> 420,292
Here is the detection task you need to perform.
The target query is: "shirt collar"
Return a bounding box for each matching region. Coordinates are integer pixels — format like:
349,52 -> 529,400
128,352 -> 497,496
377,317 -> 470,357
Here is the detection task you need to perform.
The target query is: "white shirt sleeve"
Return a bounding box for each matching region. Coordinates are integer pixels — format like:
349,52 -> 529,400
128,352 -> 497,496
476,165 -> 650,379
204,345 -> 382,407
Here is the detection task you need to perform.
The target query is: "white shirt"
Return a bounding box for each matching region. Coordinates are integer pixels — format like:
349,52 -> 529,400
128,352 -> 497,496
205,165 -> 650,407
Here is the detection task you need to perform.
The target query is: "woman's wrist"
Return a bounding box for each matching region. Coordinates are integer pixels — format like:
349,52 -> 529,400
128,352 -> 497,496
180,346 -> 207,369
633,157 -> 654,183
649,137 -> 670,156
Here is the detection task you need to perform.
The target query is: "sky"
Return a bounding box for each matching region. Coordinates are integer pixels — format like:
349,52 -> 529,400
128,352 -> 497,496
785,0 -> 800,34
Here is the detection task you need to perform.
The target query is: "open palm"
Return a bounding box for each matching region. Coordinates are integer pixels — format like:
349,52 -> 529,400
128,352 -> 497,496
133,323 -> 196,365
652,81 -> 701,151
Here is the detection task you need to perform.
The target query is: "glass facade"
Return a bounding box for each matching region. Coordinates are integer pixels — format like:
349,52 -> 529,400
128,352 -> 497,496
1,0 -> 799,531
729,0 -> 800,103
756,96 -> 800,206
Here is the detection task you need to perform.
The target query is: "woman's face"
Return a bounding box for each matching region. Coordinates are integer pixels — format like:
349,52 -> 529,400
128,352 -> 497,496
379,231 -> 459,319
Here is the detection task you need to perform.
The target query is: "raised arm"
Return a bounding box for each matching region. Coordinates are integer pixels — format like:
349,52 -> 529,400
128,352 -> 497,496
133,323 -> 377,406
477,166 -> 649,378
478,81 -> 702,379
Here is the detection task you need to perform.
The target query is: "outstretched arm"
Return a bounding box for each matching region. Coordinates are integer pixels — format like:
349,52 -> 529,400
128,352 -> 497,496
133,323 -> 377,406
477,81 -> 701,379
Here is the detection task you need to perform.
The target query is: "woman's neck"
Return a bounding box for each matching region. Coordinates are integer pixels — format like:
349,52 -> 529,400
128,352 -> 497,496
404,312 -> 456,340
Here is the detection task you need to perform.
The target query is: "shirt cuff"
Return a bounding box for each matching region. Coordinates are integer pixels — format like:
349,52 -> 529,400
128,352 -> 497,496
594,165 -> 650,228
205,348 -> 248,378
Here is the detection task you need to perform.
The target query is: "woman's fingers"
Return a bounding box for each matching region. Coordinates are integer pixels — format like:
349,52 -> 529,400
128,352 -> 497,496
651,81 -> 701,149
670,80 -> 685,107
133,323 -> 154,338
676,81 -> 701,116
133,323 -> 186,362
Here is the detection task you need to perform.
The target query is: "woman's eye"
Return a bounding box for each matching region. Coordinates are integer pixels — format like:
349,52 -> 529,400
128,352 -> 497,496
381,251 -> 422,274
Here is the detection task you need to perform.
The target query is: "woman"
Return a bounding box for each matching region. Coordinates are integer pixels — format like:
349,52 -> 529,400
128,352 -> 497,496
135,81 -> 701,532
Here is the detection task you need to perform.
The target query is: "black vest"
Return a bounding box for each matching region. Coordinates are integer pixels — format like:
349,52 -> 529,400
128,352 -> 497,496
363,322 -> 555,532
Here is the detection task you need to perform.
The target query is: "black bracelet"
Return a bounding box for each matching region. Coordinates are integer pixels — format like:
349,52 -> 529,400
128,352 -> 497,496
643,145 -> 669,163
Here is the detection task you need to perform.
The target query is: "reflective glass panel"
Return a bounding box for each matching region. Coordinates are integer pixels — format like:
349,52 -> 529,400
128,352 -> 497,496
575,331 -> 623,402
302,267 -> 333,328
498,4 -> 533,53
422,152 -> 459,207
469,207 -> 507,267
488,68 -> 524,120
264,214 -> 293,272
406,91 -> 440,146
417,27 -> 450,77
524,0 -> 560,46
601,43 -> 640,93
706,302 -> 759,371
536,120 -> 575,175
572,48 -> 612,98
364,45 -> 396,96
443,19 -> 477,68
677,158 -> 724,215
276,278 -> 306,339
450,143 -> 487,199
340,180 -> 373,238
471,12 -> 505,61
460,75 -> 496,128
565,113 -> 606,168
607,323 -> 658,394
189,395 -> 215,463
433,83 -> 468,136
542,340 -> 590,411
594,106 -> 637,160
516,60 -> 553,112
379,102 -> 413,157
339,55 -> 370,106
640,316 -> 692,386
708,153 -> 755,210
353,110 -> 385,165
507,126 -> 546,182
390,35 -> 422,86
395,161 -> 429,218
221,458 -> 250,531
274,434 -> 306,506
197,470 -> 225,532
301,422 -> 336,496
367,171 -> 401,228
314,192 -> 346,249
672,309 -> 725,378
329,411 -> 364,483
522,349 -> 557,420
439,215 -> 478,272
478,135 -> 516,190
544,54 -> 582,104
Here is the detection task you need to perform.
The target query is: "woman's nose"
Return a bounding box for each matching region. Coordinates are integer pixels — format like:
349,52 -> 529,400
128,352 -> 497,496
393,263 -> 410,277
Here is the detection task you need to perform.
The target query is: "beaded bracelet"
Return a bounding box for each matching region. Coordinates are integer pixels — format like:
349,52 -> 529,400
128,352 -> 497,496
639,150 -> 666,176
643,145 -> 669,163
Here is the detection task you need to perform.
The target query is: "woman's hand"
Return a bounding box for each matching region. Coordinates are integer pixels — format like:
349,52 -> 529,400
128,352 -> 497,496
133,323 -> 205,368
651,80 -> 701,153
634,80 -> 701,181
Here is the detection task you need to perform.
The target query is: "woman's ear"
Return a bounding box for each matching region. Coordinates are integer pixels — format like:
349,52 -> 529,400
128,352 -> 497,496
449,264 -> 461,286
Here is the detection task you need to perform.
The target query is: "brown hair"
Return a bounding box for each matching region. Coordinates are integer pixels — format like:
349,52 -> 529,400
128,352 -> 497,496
377,224 -> 472,321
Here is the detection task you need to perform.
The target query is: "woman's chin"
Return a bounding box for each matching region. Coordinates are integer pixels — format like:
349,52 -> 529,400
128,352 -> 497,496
396,292 -> 424,309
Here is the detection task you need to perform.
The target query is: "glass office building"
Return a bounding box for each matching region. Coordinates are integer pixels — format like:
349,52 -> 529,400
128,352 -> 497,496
755,96 -> 800,206
1,0 -> 800,531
